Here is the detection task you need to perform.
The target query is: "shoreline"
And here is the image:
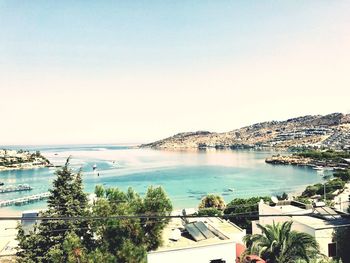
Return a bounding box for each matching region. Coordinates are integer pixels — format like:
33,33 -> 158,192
0,164 -> 53,172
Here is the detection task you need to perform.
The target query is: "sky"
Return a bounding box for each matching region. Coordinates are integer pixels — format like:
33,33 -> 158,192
1,1 -> 350,145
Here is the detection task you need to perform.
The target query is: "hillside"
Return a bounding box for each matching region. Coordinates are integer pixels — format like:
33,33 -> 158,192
0,149 -> 51,171
140,113 -> 350,150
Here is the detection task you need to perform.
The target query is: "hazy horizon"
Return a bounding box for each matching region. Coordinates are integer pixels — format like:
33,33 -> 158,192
1,1 -> 350,145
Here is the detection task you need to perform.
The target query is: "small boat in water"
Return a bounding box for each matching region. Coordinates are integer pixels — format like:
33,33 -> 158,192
92,164 -> 97,171
312,166 -> 324,171
0,182 -> 4,186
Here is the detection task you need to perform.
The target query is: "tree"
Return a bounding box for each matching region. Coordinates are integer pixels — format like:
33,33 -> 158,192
244,221 -> 319,263
91,185 -> 172,262
197,207 -> 223,216
277,192 -> 288,201
333,169 -> 350,182
224,196 -> 271,233
199,194 -> 226,210
17,159 -> 173,263
17,158 -> 93,263
333,226 -> 350,263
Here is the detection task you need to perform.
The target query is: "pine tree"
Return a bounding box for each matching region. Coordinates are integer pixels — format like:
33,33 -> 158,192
17,158 -> 92,263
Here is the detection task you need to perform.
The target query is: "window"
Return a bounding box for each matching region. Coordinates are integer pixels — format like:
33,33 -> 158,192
209,260 -> 226,263
328,242 -> 337,257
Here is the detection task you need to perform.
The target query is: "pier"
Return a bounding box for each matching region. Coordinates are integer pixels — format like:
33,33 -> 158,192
0,192 -> 51,207
0,184 -> 32,194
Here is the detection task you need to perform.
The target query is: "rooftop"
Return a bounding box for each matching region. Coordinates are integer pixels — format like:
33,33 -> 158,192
261,201 -> 350,230
154,217 -> 245,252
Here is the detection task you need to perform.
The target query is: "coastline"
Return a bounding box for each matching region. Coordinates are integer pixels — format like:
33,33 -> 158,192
0,164 -> 51,172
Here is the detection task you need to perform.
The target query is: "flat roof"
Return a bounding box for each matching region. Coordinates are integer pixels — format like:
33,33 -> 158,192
263,203 -> 350,229
271,204 -> 313,215
292,215 -> 350,229
154,217 -> 243,252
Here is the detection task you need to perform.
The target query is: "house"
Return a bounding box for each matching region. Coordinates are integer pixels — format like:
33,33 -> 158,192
147,216 -> 246,263
333,183 -> 350,213
252,200 -> 350,258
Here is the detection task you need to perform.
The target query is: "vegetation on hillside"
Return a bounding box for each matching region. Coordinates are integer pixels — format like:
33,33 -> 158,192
0,149 -> 50,167
294,150 -> 350,161
301,179 -> 345,199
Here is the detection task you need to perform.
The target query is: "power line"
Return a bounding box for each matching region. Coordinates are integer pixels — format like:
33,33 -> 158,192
1,211 -> 347,221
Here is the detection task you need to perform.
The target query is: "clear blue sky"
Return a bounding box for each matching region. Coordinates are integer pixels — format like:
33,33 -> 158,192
1,1 -> 350,145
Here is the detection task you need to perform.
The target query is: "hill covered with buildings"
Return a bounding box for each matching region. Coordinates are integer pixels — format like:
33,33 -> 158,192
0,149 -> 51,171
141,113 -> 350,150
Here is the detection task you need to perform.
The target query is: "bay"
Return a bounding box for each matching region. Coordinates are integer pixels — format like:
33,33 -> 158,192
0,145 -> 323,212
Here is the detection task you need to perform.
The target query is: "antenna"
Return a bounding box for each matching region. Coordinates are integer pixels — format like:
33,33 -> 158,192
271,196 -> 279,204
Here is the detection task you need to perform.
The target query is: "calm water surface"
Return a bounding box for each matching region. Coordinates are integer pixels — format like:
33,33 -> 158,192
0,145 -> 323,212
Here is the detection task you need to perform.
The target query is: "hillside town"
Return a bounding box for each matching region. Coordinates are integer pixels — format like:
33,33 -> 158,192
141,113 -> 350,150
0,149 -> 51,171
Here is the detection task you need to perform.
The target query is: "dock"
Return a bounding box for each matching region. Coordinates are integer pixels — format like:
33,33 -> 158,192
0,184 -> 32,194
0,192 -> 51,207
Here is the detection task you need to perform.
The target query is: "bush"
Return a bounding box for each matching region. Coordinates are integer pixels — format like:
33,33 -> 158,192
224,196 -> 270,233
294,196 -> 312,205
199,194 -> 226,210
295,150 -> 350,161
333,169 -> 350,182
302,179 -> 345,197
196,207 -> 223,216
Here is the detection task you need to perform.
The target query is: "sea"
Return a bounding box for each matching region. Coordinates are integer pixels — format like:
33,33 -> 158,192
0,145 -> 324,212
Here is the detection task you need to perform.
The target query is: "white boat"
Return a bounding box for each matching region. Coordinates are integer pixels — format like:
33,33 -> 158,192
312,166 -> 324,171
92,164 -> 97,171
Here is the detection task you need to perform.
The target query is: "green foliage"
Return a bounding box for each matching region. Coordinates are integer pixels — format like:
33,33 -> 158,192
199,194 -> 226,210
17,158 -> 92,263
333,169 -> 350,182
92,185 -> 172,261
295,150 -> 350,161
196,207 -> 223,216
94,184 -> 105,197
224,196 -> 270,233
294,196 -> 312,205
244,221 -> 319,263
302,179 -> 345,198
333,226 -> 350,263
277,192 -> 288,201
17,159 -> 173,263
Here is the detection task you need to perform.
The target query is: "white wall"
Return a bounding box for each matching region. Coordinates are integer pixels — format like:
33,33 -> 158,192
314,228 -> 334,257
147,241 -> 236,263
256,203 -> 334,257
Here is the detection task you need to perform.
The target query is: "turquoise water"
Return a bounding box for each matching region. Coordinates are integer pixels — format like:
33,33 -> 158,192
0,145 -> 323,212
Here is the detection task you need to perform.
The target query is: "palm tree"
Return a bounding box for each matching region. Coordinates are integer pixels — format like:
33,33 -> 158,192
243,221 -> 319,263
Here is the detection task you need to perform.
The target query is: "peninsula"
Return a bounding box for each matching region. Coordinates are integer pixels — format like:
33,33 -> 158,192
0,149 -> 51,171
141,113 -> 350,150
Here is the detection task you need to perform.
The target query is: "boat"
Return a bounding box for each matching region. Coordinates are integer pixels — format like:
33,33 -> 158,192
312,166 -> 324,171
0,182 -> 4,186
92,164 -> 97,171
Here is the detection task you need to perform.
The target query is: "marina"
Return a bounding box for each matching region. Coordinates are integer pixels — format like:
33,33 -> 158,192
0,192 -> 50,207
0,184 -> 32,194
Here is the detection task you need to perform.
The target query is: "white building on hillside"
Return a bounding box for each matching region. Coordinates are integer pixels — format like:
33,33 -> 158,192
147,216 -> 246,263
253,200 -> 350,259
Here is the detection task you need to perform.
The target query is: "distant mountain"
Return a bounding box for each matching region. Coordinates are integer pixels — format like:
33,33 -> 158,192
140,113 -> 350,150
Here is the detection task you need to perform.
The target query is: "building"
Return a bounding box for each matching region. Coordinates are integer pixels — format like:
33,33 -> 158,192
252,200 -> 350,258
147,216 -> 246,263
333,183 -> 350,213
